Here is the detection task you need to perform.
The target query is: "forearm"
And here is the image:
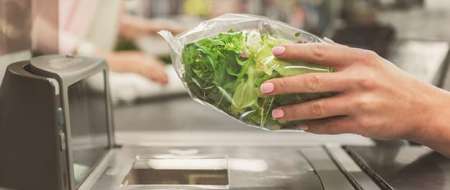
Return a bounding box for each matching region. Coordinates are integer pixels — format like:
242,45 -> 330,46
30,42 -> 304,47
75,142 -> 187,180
119,15 -> 182,40
119,15 -> 148,40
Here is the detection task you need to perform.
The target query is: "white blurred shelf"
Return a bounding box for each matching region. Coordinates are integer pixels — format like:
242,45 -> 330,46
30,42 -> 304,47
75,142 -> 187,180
109,66 -> 186,104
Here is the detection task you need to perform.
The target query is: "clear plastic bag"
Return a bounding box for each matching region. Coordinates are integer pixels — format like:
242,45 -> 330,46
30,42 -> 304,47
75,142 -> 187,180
160,14 -> 333,130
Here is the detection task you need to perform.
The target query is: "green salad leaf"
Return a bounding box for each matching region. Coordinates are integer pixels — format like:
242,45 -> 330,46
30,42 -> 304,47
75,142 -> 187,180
182,30 -> 333,129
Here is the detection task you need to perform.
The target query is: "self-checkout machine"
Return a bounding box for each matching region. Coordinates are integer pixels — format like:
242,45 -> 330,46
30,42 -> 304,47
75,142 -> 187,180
0,55 -> 389,190
1,53 -> 450,190
8,52 -> 450,190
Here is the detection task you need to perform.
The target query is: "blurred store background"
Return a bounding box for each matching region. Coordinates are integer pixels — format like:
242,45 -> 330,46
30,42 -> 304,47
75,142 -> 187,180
1,0 -> 450,145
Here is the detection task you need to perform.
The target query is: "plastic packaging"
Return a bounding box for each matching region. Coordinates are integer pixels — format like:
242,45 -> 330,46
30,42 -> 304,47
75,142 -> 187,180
160,14 -> 333,130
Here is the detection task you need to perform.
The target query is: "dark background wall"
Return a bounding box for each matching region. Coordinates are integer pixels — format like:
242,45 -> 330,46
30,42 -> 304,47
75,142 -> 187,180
0,0 -> 58,82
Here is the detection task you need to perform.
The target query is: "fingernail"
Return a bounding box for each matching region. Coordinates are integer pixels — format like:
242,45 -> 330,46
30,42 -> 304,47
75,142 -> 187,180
260,83 -> 274,94
297,125 -> 309,131
272,109 -> 284,119
272,46 -> 285,56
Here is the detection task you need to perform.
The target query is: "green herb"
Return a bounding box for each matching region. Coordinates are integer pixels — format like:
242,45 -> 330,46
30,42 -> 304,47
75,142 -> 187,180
182,30 -> 333,129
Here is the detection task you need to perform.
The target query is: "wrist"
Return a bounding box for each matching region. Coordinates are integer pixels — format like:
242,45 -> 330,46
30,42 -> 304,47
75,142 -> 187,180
411,88 -> 450,156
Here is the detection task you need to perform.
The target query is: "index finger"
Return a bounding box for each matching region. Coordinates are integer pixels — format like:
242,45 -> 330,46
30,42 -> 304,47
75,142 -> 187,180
260,72 -> 348,95
272,43 -> 363,68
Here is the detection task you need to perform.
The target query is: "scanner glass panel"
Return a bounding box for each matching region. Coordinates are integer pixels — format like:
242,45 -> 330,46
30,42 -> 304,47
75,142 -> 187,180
68,72 -> 109,186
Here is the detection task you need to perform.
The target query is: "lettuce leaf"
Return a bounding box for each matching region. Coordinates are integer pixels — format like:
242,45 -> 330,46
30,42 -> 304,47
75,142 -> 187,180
182,30 -> 333,129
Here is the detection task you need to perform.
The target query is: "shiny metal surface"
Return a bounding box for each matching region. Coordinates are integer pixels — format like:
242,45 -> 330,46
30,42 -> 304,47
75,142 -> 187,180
110,98 -> 372,189
90,146 -> 356,190
114,98 -> 373,147
112,98 -> 450,190
346,145 -> 450,190
123,155 -> 229,187
326,145 -> 381,190
300,147 -> 354,190
102,98 -> 375,190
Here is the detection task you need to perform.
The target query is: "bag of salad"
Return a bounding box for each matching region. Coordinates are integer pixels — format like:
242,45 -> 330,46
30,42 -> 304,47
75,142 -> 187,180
160,14 -> 334,130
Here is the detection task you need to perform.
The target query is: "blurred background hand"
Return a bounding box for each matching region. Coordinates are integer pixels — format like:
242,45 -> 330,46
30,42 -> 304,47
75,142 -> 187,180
106,51 -> 168,85
119,14 -> 184,41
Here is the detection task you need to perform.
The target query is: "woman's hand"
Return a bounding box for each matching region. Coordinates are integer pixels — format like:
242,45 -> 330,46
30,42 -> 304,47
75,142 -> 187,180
106,51 -> 168,85
260,43 -> 450,156
119,15 -> 184,40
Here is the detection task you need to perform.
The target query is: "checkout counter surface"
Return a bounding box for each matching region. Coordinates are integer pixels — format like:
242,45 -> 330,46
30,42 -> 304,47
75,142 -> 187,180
347,145 -> 450,190
113,97 -> 450,190
91,146 -> 356,190
114,97 -> 373,147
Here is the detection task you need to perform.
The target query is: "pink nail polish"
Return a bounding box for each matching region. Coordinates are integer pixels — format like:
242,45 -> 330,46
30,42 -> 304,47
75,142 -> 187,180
260,83 -> 274,94
272,109 -> 284,119
272,46 -> 285,55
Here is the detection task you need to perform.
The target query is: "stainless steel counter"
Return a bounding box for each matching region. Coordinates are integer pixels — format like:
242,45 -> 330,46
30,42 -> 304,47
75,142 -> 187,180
90,146 -> 367,190
113,97 -> 373,147
113,97 -> 450,190
346,144 -> 450,190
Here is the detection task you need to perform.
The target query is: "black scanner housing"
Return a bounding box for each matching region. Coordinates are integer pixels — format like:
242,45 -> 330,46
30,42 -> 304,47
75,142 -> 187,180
0,61 -> 65,190
0,55 -> 113,190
